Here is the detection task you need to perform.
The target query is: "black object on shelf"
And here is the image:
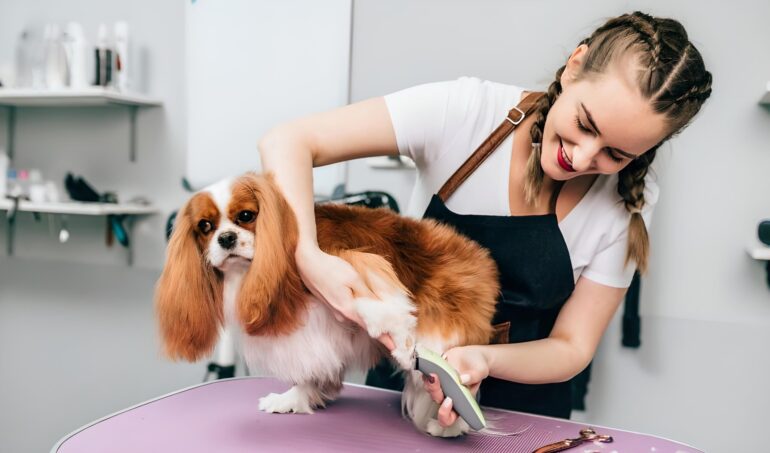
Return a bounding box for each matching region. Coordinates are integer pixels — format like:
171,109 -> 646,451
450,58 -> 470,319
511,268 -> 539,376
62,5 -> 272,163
759,219 -> 770,246
325,190 -> 400,213
65,173 -> 102,202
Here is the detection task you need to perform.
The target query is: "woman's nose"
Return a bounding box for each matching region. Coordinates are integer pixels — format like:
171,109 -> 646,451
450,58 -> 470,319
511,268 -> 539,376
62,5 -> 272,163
570,142 -> 601,172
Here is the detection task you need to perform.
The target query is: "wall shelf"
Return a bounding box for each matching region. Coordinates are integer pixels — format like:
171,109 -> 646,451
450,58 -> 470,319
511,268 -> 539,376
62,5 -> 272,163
747,240 -> 770,260
760,81 -> 770,105
1,197 -> 157,265
0,87 -> 161,107
747,239 -> 770,289
0,87 -> 162,162
0,198 -> 157,216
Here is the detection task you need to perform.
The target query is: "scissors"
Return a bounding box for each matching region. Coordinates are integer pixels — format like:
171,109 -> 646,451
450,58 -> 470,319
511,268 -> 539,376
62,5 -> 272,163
532,427 -> 613,453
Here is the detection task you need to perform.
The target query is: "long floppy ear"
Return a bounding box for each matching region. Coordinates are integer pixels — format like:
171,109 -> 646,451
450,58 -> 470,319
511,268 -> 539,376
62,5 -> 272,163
236,173 -> 307,336
154,198 -> 223,361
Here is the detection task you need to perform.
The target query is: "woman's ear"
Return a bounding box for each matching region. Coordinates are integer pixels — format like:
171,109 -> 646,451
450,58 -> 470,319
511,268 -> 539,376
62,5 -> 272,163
155,197 -> 223,361
236,173 -> 305,336
561,43 -> 589,87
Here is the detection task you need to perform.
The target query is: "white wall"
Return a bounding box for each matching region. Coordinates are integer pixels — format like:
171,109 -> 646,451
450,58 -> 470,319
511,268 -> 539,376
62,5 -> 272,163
0,0 -> 768,452
186,0 -> 352,196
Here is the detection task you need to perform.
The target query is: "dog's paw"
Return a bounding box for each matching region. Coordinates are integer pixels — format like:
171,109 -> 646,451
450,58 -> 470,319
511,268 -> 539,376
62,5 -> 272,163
258,387 -> 314,414
425,418 -> 471,438
391,336 -> 417,370
355,293 -> 417,370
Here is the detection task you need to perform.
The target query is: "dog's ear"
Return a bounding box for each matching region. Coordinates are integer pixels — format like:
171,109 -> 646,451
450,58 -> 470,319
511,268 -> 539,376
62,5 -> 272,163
155,195 -> 223,361
236,173 -> 306,335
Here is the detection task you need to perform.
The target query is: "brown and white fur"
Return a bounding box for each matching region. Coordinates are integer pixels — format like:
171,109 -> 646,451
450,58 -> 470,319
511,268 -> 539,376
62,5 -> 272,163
155,172 -> 499,437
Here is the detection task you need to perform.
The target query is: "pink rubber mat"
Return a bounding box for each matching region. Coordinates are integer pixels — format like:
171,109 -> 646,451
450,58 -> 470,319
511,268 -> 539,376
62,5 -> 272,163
53,377 -> 702,452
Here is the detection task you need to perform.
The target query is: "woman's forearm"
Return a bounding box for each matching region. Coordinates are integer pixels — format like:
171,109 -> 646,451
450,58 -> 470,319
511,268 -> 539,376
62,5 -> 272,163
258,125 -> 319,250
479,337 -> 590,385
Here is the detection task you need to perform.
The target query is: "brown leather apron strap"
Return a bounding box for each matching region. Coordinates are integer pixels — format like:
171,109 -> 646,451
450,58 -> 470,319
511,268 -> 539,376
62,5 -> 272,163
437,91 -> 545,202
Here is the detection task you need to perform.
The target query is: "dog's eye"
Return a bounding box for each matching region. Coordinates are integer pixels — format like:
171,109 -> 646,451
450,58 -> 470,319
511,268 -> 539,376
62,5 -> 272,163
198,220 -> 213,234
237,210 -> 256,223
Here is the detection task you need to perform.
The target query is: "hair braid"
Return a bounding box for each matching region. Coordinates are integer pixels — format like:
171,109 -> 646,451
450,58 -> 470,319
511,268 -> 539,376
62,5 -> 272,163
524,11 -> 712,275
524,65 -> 564,205
617,146 -> 658,273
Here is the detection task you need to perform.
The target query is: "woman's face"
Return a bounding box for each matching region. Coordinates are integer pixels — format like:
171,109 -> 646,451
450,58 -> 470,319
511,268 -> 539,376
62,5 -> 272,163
540,47 -> 669,181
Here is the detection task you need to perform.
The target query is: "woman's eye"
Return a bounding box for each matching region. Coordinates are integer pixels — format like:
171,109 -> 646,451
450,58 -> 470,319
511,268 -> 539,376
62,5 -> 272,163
198,220 -> 213,234
574,116 -> 593,134
237,211 -> 256,223
605,149 -> 624,163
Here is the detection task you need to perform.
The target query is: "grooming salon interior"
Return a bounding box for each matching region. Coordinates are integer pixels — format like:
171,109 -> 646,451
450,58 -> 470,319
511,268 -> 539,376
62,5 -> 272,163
1,1 -> 769,452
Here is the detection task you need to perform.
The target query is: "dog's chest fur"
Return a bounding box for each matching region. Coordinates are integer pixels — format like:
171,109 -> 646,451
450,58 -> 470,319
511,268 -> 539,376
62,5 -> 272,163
222,271 -> 378,385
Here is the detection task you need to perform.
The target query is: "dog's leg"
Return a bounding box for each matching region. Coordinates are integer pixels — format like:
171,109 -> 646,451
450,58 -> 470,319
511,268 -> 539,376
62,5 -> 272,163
355,293 -> 417,370
339,251 -> 418,370
402,370 -> 471,437
258,383 -> 326,414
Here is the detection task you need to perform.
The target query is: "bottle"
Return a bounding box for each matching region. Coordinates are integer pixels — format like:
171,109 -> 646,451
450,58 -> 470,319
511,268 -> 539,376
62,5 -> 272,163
14,30 -> 32,88
94,23 -> 113,87
63,22 -> 88,89
17,169 -> 30,199
6,169 -> 20,198
0,150 -> 8,199
43,24 -> 66,90
113,22 -> 129,92
28,169 -> 46,203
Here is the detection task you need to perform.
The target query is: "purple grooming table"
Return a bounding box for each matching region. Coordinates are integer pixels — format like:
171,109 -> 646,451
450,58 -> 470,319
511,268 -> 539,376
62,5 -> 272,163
53,377 -> 701,453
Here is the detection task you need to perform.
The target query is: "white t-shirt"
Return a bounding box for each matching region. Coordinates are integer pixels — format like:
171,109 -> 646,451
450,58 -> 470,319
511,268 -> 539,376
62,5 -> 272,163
384,76 -> 658,288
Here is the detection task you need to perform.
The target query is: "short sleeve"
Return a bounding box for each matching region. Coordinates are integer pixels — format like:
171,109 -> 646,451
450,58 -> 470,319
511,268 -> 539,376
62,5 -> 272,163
383,77 -> 485,168
580,176 -> 660,288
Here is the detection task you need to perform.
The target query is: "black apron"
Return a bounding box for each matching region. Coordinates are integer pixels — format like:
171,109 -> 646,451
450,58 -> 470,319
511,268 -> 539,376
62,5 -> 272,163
428,92 -> 575,419
366,92 -> 576,418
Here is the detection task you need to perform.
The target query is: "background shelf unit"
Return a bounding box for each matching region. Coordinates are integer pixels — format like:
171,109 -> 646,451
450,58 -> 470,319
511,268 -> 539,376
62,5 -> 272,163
1,197 -> 158,266
760,81 -> 770,105
747,240 -> 770,260
0,87 -> 161,107
0,87 -> 162,161
0,198 -> 157,216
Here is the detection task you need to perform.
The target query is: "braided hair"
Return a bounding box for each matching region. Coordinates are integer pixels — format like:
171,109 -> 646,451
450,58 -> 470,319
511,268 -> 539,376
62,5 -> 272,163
525,11 -> 712,274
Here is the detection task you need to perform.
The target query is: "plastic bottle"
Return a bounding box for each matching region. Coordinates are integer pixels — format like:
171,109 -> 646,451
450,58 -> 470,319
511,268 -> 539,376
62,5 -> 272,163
63,22 -> 88,89
17,169 -> 30,199
6,169 -> 20,198
114,22 -> 129,92
94,23 -> 113,87
28,169 -> 46,203
14,30 -> 32,88
44,24 -> 66,89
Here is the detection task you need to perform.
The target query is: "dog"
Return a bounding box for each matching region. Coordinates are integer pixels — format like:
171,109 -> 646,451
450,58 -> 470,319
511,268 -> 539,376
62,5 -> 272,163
155,172 -> 499,437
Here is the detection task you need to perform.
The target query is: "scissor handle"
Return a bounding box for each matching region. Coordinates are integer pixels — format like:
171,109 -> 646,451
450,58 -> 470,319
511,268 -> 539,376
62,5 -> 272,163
531,438 -> 584,453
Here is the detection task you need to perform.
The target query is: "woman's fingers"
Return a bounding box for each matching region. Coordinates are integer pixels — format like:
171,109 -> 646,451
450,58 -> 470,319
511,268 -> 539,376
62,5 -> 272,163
422,373 -> 444,404
438,397 -> 459,427
422,373 -> 465,427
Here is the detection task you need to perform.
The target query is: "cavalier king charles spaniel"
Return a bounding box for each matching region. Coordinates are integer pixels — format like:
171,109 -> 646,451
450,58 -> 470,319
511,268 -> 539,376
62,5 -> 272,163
155,172 -> 499,437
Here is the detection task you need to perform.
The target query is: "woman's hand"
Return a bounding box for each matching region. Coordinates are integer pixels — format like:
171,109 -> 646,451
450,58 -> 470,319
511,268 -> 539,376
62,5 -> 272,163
421,345 -> 490,427
295,243 -> 395,350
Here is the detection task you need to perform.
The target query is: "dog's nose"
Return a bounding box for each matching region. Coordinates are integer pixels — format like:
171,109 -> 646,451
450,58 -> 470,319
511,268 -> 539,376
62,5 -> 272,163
218,231 -> 237,250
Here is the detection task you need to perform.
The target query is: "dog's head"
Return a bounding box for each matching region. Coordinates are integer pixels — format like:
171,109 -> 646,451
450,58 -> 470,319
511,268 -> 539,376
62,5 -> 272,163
155,172 -> 305,361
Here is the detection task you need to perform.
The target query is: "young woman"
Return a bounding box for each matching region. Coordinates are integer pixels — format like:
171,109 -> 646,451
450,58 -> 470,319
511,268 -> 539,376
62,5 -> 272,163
258,11 -> 712,427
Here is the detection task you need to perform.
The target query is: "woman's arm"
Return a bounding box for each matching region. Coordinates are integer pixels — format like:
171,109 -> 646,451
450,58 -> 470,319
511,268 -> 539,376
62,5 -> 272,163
258,97 -> 400,329
259,96 -> 400,248
425,276 -> 627,426
483,276 -> 626,383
